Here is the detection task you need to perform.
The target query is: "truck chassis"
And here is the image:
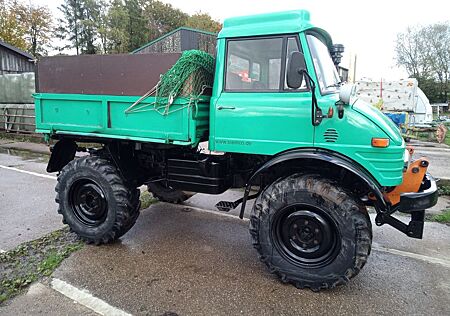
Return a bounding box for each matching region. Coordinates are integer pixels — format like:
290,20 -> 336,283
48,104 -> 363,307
47,135 -> 437,290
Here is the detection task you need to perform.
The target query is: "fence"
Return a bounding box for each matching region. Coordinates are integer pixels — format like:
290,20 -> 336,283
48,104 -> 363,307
0,104 -> 36,134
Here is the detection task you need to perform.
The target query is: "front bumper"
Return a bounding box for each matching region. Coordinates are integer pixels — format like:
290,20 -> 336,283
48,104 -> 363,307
398,173 -> 438,213
375,173 -> 438,239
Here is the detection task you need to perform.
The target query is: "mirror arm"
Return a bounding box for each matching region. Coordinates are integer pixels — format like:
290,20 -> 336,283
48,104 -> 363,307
299,70 -> 322,126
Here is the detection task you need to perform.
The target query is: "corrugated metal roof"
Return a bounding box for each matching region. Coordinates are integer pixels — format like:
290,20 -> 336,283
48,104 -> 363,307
0,39 -> 34,59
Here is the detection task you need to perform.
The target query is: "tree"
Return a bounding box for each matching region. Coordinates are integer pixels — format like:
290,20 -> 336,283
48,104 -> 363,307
122,0 -> 148,51
0,0 -> 52,57
144,0 -> 188,41
395,26 -> 431,79
186,12 -> 221,33
80,0 -> 101,54
16,3 -> 53,57
106,0 -> 129,53
57,0 -> 84,54
57,0 -> 103,55
95,0 -> 109,54
424,23 -> 450,102
0,0 -> 28,51
395,22 -> 450,103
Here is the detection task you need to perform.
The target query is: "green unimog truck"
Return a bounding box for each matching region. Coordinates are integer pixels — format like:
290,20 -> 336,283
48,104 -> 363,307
34,10 -> 438,290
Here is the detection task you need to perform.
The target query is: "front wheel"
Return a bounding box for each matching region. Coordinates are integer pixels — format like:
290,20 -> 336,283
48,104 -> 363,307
249,174 -> 372,291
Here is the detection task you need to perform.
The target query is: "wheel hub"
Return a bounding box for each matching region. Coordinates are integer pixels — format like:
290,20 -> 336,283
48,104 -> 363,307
272,206 -> 340,268
69,179 -> 108,227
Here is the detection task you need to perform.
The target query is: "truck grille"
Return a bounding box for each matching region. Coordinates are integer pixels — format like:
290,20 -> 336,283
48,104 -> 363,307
324,128 -> 339,142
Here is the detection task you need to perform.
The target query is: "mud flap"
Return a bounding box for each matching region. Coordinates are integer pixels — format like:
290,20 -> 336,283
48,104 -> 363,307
47,139 -> 77,172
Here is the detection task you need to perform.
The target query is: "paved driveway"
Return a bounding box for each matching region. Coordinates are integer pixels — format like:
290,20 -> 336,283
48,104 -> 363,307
1,146 -> 449,315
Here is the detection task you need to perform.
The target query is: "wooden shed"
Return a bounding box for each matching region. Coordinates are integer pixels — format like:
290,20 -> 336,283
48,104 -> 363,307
0,40 -> 34,75
132,27 -> 217,55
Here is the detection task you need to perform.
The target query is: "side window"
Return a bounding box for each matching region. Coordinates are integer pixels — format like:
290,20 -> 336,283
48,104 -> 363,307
284,37 -> 307,90
225,37 -> 283,91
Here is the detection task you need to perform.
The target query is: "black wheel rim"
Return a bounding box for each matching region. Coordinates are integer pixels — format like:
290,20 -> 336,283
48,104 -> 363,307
272,204 -> 340,268
69,179 -> 108,227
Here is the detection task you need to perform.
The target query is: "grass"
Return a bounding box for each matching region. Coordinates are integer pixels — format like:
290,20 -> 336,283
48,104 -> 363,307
0,190 -> 156,305
431,209 -> 450,224
0,228 -> 83,305
438,185 -> 450,196
140,190 -> 158,209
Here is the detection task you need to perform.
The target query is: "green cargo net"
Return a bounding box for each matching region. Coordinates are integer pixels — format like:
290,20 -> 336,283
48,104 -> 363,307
125,50 -> 215,115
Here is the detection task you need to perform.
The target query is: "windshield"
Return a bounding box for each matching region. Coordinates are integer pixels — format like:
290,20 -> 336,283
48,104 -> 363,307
306,34 -> 340,94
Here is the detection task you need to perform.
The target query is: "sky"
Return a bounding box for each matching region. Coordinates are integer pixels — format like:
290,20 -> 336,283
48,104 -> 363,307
34,0 -> 449,81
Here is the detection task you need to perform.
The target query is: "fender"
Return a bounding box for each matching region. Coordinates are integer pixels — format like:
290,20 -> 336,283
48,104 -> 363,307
239,148 -> 389,218
47,139 -> 77,172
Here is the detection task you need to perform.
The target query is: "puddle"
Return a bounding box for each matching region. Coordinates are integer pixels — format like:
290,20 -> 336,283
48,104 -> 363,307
0,147 -> 49,163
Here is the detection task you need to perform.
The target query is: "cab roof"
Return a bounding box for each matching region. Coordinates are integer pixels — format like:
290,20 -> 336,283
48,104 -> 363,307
218,10 -> 330,43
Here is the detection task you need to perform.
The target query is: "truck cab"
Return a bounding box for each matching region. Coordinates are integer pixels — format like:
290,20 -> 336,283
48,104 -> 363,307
211,10 -> 405,187
35,10 -> 438,291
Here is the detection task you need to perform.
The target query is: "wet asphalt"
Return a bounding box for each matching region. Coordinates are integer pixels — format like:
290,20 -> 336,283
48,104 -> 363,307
52,203 -> 450,316
0,146 -> 449,315
0,150 -> 61,251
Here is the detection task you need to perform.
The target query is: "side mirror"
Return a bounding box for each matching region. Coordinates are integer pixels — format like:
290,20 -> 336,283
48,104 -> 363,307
286,51 -> 306,89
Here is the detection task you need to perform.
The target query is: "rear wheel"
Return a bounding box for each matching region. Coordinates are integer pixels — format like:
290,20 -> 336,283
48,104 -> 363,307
147,182 -> 194,204
249,174 -> 372,291
116,187 -> 141,238
56,156 -> 138,244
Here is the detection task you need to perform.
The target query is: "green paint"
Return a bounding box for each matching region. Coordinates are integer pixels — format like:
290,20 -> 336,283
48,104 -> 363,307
34,93 -> 210,147
218,10 -> 318,39
34,10 -> 406,187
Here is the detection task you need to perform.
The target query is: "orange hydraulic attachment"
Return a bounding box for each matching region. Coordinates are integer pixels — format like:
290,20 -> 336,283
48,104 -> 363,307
385,157 -> 429,205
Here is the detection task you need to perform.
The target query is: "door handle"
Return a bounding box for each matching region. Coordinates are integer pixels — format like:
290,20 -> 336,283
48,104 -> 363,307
217,106 -> 236,110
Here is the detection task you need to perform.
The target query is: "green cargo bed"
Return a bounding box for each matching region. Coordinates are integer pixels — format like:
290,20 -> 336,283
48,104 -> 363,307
34,93 -> 210,146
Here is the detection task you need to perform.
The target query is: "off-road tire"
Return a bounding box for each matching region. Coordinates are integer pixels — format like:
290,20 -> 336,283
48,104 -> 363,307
115,187 -> 141,238
56,156 -> 137,244
249,174 -> 372,291
147,183 -> 194,204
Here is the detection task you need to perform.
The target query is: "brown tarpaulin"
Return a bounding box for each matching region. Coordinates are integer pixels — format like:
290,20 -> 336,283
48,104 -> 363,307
36,53 -> 181,96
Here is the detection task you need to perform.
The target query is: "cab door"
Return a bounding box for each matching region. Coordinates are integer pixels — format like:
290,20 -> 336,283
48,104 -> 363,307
213,35 -> 314,155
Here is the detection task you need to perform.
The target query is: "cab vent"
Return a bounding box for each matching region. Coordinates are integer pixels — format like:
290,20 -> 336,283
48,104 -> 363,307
324,128 -> 339,142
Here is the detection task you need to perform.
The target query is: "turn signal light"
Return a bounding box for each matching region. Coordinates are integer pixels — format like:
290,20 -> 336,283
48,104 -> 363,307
327,106 -> 334,118
371,138 -> 390,148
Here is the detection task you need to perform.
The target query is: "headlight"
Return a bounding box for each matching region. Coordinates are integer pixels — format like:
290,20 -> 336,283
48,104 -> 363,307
339,83 -> 356,104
